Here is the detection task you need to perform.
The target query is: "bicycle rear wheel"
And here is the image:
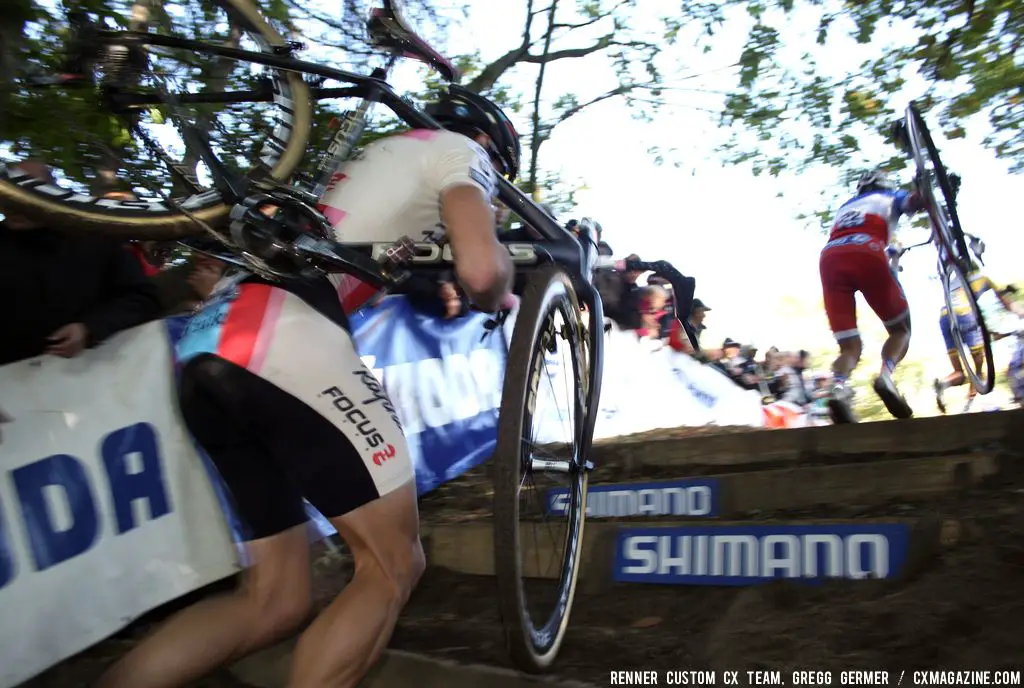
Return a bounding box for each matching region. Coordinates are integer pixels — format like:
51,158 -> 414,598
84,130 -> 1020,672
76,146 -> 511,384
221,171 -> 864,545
905,102 -> 970,264
942,260 -> 995,395
493,265 -> 590,673
0,0 -> 310,239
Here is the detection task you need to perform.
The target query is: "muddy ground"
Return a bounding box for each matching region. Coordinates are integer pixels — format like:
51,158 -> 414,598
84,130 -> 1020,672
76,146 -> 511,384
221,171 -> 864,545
20,431 -> 1024,687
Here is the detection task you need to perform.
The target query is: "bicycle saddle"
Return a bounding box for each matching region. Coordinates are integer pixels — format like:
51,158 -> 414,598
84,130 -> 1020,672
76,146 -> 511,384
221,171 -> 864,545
367,1 -> 461,83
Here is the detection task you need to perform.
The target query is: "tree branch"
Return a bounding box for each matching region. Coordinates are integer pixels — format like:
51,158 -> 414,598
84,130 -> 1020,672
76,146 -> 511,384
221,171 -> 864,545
521,35 -> 613,62
551,0 -> 629,31
464,45 -> 531,92
554,82 -> 659,125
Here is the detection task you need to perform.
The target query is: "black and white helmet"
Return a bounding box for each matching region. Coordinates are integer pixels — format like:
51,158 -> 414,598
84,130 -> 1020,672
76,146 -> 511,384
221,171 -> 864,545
856,168 -> 895,194
425,85 -> 522,182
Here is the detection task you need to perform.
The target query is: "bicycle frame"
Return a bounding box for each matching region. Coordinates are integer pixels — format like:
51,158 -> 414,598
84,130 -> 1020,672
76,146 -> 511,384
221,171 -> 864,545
79,21 -> 697,456
92,30 -> 587,258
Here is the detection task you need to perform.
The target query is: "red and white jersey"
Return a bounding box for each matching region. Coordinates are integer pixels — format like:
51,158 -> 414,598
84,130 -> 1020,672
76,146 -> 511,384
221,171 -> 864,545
315,129 -> 498,313
826,189 -> 915,246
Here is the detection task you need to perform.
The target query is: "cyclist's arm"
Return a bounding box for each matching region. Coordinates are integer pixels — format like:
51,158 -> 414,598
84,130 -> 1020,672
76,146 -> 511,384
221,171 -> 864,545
431,133 -> 513,311
441,184 -> 513,311
995,288 -> 1024,316
896,189 -> 926,216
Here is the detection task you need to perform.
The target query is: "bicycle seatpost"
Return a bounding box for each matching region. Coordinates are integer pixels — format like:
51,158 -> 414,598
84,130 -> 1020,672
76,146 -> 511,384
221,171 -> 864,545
307,53 -> 400,198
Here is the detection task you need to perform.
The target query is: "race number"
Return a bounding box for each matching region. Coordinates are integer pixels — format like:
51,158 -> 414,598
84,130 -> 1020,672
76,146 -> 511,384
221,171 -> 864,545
835,208 -> 865,229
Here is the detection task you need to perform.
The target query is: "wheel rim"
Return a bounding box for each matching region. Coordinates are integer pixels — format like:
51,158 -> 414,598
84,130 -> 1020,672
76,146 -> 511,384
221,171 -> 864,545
905,104 -> 968,262
0,0 -> 310,236
942,260 -> 994,394
514,280 -> 588,661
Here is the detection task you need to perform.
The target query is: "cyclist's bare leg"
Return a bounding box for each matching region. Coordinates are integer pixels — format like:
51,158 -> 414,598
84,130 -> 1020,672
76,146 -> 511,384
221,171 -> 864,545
96,526 -> 312,688
287,480 -> 425,688
880,315 -> 911,372
832,335 -> 862,379
939,350 -> 966,388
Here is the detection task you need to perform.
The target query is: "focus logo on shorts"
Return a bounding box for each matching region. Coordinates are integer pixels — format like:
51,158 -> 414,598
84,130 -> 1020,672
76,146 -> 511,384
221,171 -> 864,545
372,444 -> 396,466
353,369 -> 403,431
320,386 -> 387,451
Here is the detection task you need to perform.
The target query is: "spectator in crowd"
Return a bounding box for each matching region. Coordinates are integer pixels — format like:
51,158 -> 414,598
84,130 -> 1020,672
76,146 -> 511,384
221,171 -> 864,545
0,161 -> 162,366
775,351 -> 810,404
666,297 -> 710,356
598,252 -> 644,331
636,285 -> 669,339
101,189 -> 226,314
718,338 -> 743,371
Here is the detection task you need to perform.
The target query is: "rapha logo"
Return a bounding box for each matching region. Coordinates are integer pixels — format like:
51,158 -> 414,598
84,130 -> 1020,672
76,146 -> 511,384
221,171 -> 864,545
353,368 -> 403,431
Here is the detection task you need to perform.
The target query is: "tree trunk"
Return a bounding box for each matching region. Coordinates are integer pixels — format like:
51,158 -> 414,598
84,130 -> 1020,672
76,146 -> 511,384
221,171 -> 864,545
525,0 -> 559,199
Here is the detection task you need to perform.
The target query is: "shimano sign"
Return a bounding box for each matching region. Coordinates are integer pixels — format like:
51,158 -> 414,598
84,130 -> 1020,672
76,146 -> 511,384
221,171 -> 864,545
614,524 -> 910,585
547,479 -> 719,518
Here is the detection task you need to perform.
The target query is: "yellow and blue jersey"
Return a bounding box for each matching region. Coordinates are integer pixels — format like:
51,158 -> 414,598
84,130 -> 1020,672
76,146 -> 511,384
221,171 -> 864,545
941,272 -> 995,318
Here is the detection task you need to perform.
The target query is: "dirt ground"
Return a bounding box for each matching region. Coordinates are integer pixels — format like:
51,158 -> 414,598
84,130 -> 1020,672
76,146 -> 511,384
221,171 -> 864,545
19,434 -> 1024,687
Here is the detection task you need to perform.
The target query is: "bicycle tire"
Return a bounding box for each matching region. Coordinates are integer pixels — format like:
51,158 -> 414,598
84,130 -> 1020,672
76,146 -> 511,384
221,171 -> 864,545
905,102 -> 971,264
493,265 -> 589,674
0,0 -> 311,239
942,259 -> 995,395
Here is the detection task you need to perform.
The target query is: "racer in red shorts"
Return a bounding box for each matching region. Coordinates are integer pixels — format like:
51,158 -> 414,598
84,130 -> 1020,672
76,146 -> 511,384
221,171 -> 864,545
819,169 -> 924,423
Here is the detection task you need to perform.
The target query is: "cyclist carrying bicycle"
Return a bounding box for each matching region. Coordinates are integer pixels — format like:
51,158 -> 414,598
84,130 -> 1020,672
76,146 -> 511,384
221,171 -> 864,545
97,86 -> 521,688
819,168 -> 925,423
935,263 -> 1024,413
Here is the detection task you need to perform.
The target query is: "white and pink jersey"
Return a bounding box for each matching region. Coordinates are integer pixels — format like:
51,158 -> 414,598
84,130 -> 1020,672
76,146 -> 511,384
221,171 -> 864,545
316,129 -> 498,313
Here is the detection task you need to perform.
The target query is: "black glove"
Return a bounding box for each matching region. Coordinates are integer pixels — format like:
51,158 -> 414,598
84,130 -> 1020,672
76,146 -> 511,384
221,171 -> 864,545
890,119 -> 910,153
948,172 -> 961,200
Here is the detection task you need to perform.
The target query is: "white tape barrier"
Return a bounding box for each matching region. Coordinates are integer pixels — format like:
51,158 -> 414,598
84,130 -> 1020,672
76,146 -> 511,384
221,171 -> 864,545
531,323 -> 765,443
0,323 -> 238,688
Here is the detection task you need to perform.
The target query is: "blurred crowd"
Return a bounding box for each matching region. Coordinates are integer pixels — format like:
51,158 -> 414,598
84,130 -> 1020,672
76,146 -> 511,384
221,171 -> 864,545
594,252 -> 834,420
1,160 -> 225,367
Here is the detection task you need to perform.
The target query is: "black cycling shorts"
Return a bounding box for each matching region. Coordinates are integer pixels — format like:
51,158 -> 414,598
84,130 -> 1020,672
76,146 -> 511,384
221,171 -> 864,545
176,282 -> 412,540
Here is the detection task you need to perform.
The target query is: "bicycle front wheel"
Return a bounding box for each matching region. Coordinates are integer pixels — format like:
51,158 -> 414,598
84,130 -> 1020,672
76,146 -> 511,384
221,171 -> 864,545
493,265 -> 590,673
905,102 -> 970,264
0,0 -> 311,239
942,260 -> 995,395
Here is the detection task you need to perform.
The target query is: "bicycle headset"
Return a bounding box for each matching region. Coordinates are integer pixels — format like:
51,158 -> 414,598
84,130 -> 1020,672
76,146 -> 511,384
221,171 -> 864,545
425,85 -> 522,182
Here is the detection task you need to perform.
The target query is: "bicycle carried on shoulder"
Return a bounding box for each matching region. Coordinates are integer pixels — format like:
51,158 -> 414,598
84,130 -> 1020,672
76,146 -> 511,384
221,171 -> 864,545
0,0 -> 696,672
895,101 -> 995,395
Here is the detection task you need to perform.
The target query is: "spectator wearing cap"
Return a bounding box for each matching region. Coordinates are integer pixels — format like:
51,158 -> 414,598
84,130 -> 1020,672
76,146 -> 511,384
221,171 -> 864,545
714,338 -> 745,379
598,253 -> 644,331
685,298 -> 711,348
668,298 -> 710,355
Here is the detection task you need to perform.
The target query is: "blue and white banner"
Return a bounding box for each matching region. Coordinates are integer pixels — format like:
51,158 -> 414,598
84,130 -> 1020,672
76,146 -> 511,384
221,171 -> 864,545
0,322 -> 238,688
613,523 -> 911,586
3,294 -> 770,685
348,297 -> 508,495
547,478 -> 720,519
